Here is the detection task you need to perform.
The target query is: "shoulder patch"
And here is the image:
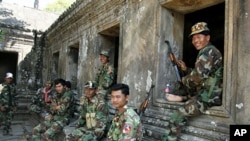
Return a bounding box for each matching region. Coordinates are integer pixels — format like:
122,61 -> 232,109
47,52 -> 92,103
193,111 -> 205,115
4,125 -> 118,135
123,123 -> 132,134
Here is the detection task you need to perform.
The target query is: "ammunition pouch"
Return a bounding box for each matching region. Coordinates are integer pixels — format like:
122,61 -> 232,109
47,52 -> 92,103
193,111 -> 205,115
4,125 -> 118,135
86,112 -> 97,129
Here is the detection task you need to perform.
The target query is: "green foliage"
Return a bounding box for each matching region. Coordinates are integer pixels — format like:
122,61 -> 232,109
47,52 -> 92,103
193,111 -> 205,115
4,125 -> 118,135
0,29 -> 6,41
44,0 -> 75,14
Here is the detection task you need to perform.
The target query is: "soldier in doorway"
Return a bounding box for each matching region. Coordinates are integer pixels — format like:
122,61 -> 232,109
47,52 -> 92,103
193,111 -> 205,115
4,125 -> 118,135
106,83 -> 142,141
32,78 -> 72,141
163,22 -> 223,141
95,49 -> 115,102
65,81 -> 108,141
0,72 -> 17,135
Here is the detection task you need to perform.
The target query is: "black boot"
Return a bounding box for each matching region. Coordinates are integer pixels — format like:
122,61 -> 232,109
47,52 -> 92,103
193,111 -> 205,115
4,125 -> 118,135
3,127 -> 9,136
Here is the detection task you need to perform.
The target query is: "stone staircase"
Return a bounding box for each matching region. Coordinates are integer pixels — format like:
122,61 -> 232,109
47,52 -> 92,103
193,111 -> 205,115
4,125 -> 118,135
141,99 -> 230,141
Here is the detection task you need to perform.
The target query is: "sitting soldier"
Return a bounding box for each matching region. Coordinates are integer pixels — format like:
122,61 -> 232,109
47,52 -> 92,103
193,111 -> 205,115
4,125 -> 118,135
28,81 -> 53,113
32,78 -> 72,141
65,81 -> 108,141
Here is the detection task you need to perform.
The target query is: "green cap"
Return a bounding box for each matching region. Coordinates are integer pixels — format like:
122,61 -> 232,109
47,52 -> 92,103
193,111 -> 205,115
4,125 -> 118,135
100,50 -> 110,57
189,22 -> 210,37
84,81 -> 97,89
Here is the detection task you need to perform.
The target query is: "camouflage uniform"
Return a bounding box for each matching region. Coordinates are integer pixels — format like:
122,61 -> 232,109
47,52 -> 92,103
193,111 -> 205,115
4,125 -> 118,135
29,87 -> 53,113
163,43 -> 223,141
106,105 -> 143,141
0,82 -> 17,134
66,94 -> 108,141
32,91 -> 72,141
95,62 -> 115,101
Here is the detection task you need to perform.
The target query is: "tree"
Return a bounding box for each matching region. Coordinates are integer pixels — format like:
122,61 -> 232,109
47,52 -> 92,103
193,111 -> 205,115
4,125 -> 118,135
0,29 -> 6,41
44,0 -> 75,14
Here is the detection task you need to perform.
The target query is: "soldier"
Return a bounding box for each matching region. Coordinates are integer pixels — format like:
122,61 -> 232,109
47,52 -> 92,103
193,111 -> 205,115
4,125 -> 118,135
65,81 -> 108,141
0,72 -> 17,135
32,78 -> 72,141
95,49 -> 115,102
28,81 -> 53,113
65,80 -> 78,118
163,22 -> 223,141
106,83 -> 143,141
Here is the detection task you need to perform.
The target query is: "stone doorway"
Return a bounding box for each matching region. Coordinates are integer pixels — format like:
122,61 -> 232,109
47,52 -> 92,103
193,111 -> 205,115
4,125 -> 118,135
183,2 -> 225,68
0,51 -> 18,83
99,23 -> 120,83
67,43 -> 79,90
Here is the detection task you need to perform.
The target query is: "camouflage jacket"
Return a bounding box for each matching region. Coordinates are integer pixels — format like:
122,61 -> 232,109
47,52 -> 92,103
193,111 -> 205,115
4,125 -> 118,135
31,87 -> 53,107
182,43 -> 223,105
106,105 -> 143,141
0,82 -> 17,111
49,91 -> 72,123
78,95 -> 108,131
95,63 -> 115,91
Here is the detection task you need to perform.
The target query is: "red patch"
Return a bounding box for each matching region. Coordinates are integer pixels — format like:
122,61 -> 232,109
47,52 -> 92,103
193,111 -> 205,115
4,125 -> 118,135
123,124 -> 132,134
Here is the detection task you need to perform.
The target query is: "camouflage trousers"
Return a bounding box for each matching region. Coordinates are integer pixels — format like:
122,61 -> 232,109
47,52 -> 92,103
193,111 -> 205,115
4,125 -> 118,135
0,110 -> 13,133
32,120 -> 66,141
163,96 -> 208,141
29,104 -> 42,113
65,127 -> 98,141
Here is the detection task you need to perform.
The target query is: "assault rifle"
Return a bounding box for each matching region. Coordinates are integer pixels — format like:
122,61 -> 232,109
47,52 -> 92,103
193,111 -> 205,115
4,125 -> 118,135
165,40 -> 182,82
138,84 -> 155,118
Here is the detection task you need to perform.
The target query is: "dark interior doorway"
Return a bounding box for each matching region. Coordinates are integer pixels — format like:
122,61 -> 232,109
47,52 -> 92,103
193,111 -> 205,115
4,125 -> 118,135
67,43 -> 79,90
0,51 -> 18,83
99,24 -> 120,84
183,2 -> 225,68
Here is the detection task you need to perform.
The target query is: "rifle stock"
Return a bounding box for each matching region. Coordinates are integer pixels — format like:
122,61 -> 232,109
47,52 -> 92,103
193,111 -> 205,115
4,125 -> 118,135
165,40 -> 182,82
138,84 -> 155,118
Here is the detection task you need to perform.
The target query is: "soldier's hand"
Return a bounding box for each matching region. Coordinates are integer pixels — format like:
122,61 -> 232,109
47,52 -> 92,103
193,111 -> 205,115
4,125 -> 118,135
13,106 -> 17,112
0,106 -> 5,111
177,60 -> 187,71
94,128 -> 104,137
53,105 -> 60,111
45,114 -> 52,120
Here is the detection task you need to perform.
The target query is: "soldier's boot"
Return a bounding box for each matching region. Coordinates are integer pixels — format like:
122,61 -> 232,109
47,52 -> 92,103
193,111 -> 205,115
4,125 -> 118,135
3,127 -> 9,136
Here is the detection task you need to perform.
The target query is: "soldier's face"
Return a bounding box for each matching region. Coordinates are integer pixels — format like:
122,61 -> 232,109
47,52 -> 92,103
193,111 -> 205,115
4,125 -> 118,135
192,34 -> 210,50
111,90 -> 129,110
45,83 -> 52,90
55,83 -> 65,94
99,55 -> 109,65
84,87 -> 96,99
4,77 -> 13,84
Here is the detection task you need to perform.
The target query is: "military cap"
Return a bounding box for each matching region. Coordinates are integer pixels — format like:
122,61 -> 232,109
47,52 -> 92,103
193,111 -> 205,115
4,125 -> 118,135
100,49 -> 110,57
5,72 -> 13,78
189,22 -> 210,37
84,81 -> 97,89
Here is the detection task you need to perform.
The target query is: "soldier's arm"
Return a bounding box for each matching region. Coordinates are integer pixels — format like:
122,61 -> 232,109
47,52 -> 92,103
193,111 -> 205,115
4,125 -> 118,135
182,48 -> 215,88
94,103 -> 108,134
119,114 -> 142,140
77,104 -> 86,127
57,94 -> 71,114
12,85 -> 18,107
102,66 -> 115,89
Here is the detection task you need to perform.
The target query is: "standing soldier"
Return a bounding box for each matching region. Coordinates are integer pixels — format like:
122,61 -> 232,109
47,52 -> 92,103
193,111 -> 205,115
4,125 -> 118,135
95,49 -> 115,102
0,72 -> 17,135
106,83 -> 142,141
163,22 -> 223,141
65,81 -> 108,141
28,80 -> 53,113
32,78 -> 72,141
